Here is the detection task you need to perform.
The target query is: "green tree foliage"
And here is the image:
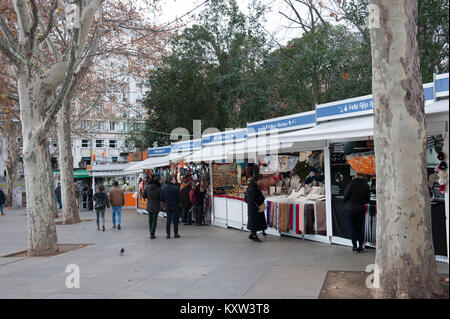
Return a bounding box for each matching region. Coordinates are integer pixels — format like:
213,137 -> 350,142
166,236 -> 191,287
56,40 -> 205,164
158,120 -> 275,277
143,0 -> 275,147
340,0 -> 449,83
141,0 -> 448,148
266,23 -> 372,114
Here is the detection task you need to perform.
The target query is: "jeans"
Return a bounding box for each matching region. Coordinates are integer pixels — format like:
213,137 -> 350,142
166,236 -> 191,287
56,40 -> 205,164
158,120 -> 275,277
166,207 -> 179,235
96,209 -> 105,226
181,207 -> 191,224
0,204 -> 4,215
195,204 -> 204,225
111,206 -> 122,226
345,209 -> 365,249
56,196 -> 62,209
148,211 -> 158,235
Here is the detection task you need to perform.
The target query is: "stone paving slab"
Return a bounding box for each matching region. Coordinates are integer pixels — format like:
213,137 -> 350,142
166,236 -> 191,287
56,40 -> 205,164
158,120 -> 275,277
0,207 -> 447,299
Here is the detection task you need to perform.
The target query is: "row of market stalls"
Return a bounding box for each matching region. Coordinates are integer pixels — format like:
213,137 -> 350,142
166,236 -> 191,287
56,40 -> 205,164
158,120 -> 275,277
84,73 -> 449,263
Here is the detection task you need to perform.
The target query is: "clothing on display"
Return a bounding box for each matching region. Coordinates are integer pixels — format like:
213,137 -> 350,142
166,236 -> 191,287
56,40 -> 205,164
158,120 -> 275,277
265,199 -> 321,235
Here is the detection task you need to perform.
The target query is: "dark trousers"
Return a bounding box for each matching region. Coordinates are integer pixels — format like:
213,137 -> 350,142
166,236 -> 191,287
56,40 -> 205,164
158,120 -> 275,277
181,207 -> 191,224
195,204 -> 204,225
56,196 -> 62,209
345,209 -> 365,248
166,207 -> 179,235
148,211 -> 158,235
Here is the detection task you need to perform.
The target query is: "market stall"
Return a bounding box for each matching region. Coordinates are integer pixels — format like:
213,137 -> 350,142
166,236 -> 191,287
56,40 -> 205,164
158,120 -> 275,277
88,163 -> 136,208
278,75 -> 449,262
185,129 -> 250,229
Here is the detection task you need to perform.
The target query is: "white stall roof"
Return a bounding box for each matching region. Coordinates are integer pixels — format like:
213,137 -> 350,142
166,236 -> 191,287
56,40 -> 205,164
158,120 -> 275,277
425,98 -> 449,115
124,153 -> 190,173
185,144 -> 232,163
90,163 -> 131,171
280,115 -> 374,143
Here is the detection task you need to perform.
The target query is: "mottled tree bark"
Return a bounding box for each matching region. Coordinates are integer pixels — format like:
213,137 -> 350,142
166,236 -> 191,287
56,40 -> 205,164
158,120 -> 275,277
368,0 -> 443,298
1,121 -> 21,207
57,99 -> 81,224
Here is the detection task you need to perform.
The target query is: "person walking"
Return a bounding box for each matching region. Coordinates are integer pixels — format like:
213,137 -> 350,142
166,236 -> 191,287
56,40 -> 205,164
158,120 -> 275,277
245,175 -> 266,242
55,183 -> 62,209
93,185 -> 110,231
142,175 -> 162,239
161,175 -> 181,238
108,181 -> 125,230
194,180 -> 206,225
180,178 -> 193,225
343,173 -> 371,253
74,182 -> 81,208
0,186 -> 5,215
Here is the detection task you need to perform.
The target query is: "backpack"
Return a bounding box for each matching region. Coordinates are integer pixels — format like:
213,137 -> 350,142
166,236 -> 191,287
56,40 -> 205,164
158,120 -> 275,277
94,192 -> 108,210
189,187 -> 198,205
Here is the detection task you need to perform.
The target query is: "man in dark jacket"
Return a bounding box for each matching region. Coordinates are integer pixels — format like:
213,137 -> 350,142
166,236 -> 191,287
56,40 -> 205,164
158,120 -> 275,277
55,183 -> 62,209
343,173 -> 371,253
161,175 -> 181,238
142,176 -> 162,239
0,186 -> 5,215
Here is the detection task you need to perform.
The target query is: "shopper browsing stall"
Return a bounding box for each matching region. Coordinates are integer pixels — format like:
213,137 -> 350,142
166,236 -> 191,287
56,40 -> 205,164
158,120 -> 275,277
245,175 -> 267,242
343,173 -> 371,253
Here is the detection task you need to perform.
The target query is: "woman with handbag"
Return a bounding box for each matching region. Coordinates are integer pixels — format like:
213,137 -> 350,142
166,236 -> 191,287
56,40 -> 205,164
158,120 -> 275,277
245,175 -> 266,242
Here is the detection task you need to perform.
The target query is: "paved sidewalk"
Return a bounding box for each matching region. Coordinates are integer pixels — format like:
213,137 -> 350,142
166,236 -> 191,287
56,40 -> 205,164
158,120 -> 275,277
0,207 -> 448,299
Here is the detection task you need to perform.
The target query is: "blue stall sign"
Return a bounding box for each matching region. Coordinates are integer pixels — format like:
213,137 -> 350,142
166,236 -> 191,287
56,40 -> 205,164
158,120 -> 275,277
202,129 -> 247,145
423,83 -> 434,103
171,139 -> 202,152
316,94 -> 373,122
148,146 -> 171,157
247,111 -> 316,135
434,73 -> 449,98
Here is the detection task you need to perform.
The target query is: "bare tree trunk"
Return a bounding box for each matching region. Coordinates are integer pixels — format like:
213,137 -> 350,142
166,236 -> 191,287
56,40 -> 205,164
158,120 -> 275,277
1,121 -> 21,207
57,99 -> 81,224
18,72 -> 58,256
368,0 -> 442,298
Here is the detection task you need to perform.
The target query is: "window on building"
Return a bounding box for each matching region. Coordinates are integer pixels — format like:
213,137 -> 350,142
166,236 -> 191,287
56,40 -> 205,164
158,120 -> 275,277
110,121 -> 117,131
96,139 -> 104,148
112,157 -> 118,163
109,140 -> 117,148
81,120 -> 90,130
50,138 -> 57,148
97,121 -> 105,130
81,139 -> 91,148
122,91 -> 127,102
123,122 -> 129,131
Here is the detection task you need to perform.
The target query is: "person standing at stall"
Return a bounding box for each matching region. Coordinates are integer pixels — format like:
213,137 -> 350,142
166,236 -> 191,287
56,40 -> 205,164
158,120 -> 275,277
161,175 -> 181,238
108,181 -> 125,230
194,180 -> 206,225
245,175 -> 266,242
93,185 -> 110,231
180,178 -> 193,225
343,173 -> 371,253
142,176 -> 162,239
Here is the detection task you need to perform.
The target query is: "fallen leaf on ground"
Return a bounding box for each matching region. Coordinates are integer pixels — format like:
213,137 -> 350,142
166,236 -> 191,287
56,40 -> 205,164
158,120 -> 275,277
339,272 -> 345,274
202,273 -> 208,276
329,273 -> 336,276
332,286 -> 339,289
312,257 -> 317,260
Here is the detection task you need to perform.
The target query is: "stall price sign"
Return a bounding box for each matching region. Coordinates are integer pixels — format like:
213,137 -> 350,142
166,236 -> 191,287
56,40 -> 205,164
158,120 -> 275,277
333,143 -> 345,153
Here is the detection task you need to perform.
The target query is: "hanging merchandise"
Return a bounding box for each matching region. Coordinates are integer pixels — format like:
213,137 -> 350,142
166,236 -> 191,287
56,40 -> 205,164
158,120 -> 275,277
346,151 -> 376,175
264,155 -> 299,173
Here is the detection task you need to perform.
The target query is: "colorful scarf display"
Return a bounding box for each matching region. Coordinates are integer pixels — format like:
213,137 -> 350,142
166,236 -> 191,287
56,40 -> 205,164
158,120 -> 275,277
266,200 -> 323,235
364,203 -> 377,246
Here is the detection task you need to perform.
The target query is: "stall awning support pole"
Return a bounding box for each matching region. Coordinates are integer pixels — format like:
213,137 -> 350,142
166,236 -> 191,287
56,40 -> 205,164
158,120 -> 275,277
209,161 -> 214,225
324,141 -> 333,244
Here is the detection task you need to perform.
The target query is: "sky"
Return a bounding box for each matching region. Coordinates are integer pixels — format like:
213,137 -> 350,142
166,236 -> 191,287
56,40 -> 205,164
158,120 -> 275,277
152,0 -> 308,45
